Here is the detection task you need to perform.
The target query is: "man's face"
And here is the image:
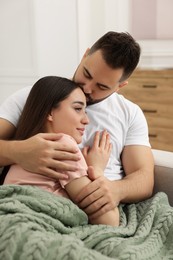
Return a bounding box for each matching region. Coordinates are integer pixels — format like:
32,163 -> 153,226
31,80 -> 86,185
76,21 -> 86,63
73,49 -> 127,105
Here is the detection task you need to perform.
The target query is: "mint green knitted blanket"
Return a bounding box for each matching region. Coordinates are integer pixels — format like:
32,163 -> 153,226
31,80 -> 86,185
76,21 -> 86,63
0,185 -> 173,260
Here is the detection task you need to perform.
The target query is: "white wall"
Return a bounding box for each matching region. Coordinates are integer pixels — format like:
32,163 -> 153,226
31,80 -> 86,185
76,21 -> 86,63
129,0 -> 173,68
0,0 -> 173,104
77,0 -> 131,60
77,0 -> 173,69
0,0 -> 79,104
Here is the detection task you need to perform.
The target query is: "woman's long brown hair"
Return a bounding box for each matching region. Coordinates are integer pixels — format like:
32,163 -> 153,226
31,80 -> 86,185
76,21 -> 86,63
14,76 -> 80,140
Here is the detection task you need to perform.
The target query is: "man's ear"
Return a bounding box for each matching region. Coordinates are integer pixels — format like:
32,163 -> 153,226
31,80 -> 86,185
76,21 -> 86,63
116,81 -> 128,92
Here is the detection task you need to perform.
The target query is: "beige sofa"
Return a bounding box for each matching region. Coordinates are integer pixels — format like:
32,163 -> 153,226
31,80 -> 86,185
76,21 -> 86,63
152,149 -> 173,206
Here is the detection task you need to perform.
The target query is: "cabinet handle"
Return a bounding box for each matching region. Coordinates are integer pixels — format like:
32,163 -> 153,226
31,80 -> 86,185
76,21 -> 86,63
149,134 -> 157,138
143,109 -> 157,113
142,84 -> 157,88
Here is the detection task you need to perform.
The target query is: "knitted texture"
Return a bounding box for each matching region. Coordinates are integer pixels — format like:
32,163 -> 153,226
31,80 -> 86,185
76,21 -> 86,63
0,185 -> 173,260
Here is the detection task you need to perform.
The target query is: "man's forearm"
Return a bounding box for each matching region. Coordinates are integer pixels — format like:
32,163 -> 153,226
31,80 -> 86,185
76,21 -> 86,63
0,140 -> 18,166
115,169 -> 154,204
119,146 -> 155,204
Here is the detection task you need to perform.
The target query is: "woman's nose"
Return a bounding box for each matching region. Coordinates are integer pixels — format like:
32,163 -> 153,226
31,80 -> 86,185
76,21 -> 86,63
82,113 -> 89,125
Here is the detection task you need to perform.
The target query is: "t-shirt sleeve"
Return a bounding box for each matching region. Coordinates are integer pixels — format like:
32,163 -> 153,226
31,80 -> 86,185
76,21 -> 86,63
0,86 -> 31,127
125,104 -> 151,147
58,135 -> 88,188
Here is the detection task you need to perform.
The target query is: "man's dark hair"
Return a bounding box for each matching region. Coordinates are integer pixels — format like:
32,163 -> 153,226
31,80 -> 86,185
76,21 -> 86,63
88,31 -> 141,81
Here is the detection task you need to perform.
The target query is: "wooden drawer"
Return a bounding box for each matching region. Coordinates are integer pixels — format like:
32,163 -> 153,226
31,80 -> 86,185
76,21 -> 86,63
119,69 -> 173,151
128,77 -> 173,90
121,78 -> 173,105
149,127 -> 173,152
136,103 -> 173,129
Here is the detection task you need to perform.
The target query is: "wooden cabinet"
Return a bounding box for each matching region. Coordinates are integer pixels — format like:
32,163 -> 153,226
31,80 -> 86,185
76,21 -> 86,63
119,69 -> 173,152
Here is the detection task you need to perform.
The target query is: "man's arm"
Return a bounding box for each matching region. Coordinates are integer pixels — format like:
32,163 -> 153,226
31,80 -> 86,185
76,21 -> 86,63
0,118 -> 80,180
75,145 -> 154,220
118,145 -> 154,202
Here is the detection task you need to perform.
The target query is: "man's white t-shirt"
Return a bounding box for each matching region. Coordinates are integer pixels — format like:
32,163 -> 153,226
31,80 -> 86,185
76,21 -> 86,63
0,87 -> 150,181
0,86 -> 31,127
79,93 -> 150,180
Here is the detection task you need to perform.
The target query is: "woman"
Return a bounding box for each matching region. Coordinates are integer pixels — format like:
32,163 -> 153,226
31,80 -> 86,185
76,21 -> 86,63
4,76 -> 119,226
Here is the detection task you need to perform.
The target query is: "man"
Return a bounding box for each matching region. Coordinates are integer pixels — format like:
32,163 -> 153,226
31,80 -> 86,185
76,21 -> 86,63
0,31 -> 154,220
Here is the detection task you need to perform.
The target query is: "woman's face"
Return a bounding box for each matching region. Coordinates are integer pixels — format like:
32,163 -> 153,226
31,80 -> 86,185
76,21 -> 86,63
46,88 -> 89,144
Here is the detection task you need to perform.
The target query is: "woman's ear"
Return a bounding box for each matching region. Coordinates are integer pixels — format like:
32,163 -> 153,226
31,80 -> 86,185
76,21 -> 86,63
47,113 -> 53,122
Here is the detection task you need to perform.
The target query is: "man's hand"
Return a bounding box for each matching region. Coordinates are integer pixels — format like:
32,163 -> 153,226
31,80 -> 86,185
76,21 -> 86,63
9,133 -> 80,179
75,145 -> 154,219
75,166 -> 119,219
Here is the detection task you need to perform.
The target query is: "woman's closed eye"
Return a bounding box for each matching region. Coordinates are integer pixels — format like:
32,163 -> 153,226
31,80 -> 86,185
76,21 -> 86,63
74,107 -> 83,112
73,101 -> 86,113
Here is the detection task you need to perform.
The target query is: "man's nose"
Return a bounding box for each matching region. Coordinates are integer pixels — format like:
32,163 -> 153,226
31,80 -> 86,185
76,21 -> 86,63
82,83 -> 92,94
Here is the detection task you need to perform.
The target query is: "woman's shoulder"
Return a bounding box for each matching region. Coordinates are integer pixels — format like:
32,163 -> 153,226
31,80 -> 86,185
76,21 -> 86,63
58,133 -> 78,146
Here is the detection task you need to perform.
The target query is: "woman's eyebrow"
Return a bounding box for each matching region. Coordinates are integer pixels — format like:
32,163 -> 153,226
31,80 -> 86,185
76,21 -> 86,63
73,101 -> 85,106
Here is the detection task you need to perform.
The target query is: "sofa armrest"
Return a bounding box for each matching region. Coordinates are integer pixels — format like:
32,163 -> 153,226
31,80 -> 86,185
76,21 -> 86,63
152,149 -> 173,206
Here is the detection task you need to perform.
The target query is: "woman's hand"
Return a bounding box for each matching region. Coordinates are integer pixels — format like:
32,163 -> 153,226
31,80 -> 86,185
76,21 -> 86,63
82,130 -> 112,176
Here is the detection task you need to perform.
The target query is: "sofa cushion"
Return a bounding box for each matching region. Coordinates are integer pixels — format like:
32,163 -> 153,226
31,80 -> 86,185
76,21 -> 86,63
152,149 -> 173,206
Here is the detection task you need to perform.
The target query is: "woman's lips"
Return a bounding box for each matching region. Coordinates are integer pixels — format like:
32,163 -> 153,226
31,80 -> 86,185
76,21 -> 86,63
77,128 -> 85,135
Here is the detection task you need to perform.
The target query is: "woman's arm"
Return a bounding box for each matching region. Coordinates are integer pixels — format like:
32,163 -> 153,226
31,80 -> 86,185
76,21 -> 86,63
64,131 -> 119,226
